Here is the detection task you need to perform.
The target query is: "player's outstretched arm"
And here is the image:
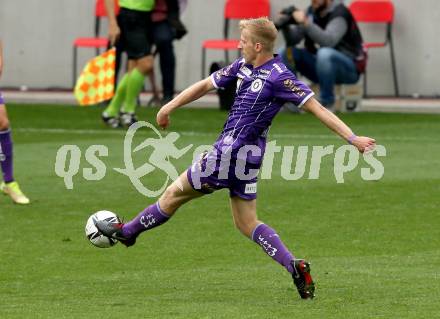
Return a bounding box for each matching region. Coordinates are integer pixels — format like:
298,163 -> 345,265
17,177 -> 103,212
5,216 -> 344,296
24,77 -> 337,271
303,97 -> 376,153
157,77 -> 215,129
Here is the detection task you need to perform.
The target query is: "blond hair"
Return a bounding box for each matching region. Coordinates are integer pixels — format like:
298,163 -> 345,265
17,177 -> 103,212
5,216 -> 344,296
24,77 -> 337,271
239,17 -> 278,53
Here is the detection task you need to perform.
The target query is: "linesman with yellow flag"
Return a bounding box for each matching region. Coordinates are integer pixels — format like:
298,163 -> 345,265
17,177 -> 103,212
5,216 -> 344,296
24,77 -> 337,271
74,48 -> 116,106
102,0 -> 155,128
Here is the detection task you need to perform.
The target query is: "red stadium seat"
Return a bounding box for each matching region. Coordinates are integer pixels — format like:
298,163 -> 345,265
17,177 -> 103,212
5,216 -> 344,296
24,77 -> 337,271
349,0 -> 399,97
72,0 -> 120,87
201,0 -> 270,78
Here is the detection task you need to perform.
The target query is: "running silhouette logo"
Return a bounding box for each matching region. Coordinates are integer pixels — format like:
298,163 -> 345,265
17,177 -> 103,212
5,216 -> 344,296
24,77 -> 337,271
114,121 -> 192,197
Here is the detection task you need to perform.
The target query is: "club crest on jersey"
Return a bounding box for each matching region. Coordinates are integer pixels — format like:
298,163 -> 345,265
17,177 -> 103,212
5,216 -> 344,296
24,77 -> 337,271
250,79 -> 263,93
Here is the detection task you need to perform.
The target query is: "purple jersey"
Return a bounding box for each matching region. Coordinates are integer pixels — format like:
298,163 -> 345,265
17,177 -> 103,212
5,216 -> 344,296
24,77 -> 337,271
210,56 -> 314,166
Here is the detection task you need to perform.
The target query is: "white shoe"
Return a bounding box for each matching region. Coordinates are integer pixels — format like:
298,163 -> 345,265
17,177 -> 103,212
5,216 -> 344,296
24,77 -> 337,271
1,181 -> 30,205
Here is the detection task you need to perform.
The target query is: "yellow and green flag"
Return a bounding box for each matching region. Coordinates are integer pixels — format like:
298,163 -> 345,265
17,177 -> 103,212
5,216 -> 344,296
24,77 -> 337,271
74,48 -> 116,106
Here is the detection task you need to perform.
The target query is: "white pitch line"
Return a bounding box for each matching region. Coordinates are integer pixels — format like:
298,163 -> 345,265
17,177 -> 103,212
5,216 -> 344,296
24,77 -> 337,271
14,127 -> 434,142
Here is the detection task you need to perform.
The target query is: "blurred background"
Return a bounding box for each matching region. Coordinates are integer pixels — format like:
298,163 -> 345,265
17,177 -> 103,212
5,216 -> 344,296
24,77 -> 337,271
0,0 -> 439,98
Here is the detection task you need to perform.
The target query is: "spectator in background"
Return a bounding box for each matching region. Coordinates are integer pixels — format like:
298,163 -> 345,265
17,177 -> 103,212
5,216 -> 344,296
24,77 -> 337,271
102,0 -> 155,128
0,40 -> 30,204
151,0 -> 187,105
277,0 -> 366,110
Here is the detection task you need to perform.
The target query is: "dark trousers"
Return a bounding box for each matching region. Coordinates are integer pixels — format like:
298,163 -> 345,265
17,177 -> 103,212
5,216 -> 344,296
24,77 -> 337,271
152,20 -> 176,99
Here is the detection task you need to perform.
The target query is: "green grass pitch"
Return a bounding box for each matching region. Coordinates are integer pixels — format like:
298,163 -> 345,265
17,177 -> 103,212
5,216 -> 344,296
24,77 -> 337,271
1,104 -> 439,318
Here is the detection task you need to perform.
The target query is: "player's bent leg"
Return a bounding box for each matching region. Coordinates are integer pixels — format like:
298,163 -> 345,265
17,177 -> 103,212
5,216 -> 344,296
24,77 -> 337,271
96,171 -> 203,247
229,197 -> 260,237
0,105 -> 30,205
159,171 -> 204,216
230,196 -> 315,299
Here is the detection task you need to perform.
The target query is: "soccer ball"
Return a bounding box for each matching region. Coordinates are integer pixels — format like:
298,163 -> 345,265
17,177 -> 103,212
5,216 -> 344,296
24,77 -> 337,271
85,210 -> 120,248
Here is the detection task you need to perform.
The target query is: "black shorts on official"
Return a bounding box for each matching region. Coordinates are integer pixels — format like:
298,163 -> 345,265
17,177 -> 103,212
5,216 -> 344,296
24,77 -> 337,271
117,7 -> 153,60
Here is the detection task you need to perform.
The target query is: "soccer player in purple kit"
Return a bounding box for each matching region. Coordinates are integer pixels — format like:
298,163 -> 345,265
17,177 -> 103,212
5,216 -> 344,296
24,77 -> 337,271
96,17 -> 376,299
0,40 -> 30,204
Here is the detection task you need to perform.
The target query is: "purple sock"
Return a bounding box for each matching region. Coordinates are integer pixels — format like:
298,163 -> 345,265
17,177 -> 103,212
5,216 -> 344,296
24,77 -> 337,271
122,202 -> 170,238
252,223 -> 295,274
0,130 -> 14,183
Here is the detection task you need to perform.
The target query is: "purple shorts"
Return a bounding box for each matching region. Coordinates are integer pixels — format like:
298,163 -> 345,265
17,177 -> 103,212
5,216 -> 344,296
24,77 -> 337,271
187,150 -> 259,200
0,92 -> 4,105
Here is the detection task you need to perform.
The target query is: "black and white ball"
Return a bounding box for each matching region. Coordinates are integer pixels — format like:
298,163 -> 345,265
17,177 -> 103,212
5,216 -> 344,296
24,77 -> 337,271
85,210 -> 120,248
